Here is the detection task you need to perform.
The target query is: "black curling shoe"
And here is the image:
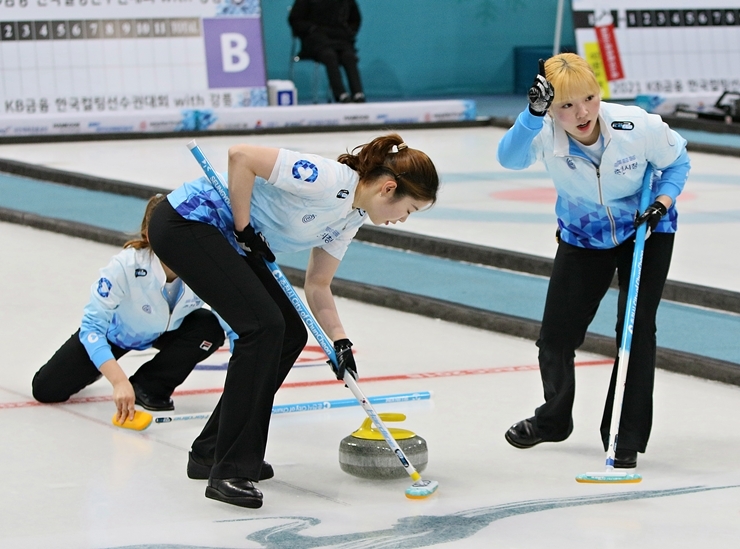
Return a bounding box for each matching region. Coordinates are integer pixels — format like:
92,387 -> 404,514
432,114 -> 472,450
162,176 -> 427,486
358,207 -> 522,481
614,449 -> 638,469
187,452 -> 275,481
504,417 -> 544,449
206,478 -> 263,508
132,382 -> 174,411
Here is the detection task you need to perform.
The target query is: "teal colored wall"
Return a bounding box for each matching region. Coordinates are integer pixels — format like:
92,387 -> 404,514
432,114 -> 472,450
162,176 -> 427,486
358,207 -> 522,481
261,0 -> 575,100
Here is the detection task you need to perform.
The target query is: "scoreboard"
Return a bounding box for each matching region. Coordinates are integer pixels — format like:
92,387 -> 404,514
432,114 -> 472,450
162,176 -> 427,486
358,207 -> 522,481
572,0 -> 740,100
0,0 -> 267,135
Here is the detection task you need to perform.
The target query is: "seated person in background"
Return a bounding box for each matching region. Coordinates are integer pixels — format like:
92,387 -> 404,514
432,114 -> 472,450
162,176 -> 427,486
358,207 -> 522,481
289,0 -> 366,103
32,194 -> 227,425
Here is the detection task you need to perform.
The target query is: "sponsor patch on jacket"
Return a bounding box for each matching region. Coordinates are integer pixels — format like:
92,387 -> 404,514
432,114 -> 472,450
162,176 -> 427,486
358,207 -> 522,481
319,226 -> 341,244
142,304 -> 152,314
614,155 -> 638,175
336,189 -> 349,199
611,121 -> 634,130
566,158 -> 577,170
183,297 -> 202,308
135,268 -> 147,277
302,214 -> 316,223
96,277 -> 112,298
292,159 -> 319,182
199,340 -> 213,351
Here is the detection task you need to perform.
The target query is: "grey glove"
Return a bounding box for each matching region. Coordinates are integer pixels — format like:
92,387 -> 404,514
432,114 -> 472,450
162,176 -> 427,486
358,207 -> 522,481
528,59 -> 555,116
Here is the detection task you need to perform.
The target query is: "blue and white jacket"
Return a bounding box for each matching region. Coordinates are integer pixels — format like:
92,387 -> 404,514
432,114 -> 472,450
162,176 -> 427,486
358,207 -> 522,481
79,247 -> 214,368
167,148 -> 366,261
497,102 -> 690,249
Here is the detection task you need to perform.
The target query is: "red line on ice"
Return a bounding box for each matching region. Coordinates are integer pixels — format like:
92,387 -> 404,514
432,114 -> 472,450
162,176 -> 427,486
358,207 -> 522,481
0,359 -> 611,410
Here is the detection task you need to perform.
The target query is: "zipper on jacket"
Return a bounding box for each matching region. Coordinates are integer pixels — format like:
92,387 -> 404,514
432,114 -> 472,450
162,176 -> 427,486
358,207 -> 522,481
595,166 -> 619,246
563,136 -> 620,247
160,283 -> 184,333
565,159 -> 619,247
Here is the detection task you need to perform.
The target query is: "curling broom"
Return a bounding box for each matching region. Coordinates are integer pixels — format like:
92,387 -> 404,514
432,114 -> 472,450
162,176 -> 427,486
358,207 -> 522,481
576,166 -> 654,484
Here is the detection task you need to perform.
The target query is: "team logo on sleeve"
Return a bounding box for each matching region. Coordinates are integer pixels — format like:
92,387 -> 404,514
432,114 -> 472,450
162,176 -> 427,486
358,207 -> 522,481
292,160 -> 319,182
302,214 -> 316,223
142,304 -> 152,314
611,121 -> 634,130
87,333 -> 99,343
96,278 -> 112,298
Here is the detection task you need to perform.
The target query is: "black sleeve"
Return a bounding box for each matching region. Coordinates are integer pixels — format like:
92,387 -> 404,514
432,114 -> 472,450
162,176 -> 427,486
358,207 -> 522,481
348,0 -> 361,36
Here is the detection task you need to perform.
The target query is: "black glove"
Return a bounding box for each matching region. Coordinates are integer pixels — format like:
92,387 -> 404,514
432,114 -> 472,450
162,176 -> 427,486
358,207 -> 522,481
234,224 -> 276,262
634,200 -> 668,232
528,59 -> 554,116
329,338 -> 357,381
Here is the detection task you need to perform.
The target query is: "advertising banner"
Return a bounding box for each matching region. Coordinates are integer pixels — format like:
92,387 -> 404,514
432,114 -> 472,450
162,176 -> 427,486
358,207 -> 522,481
572,1 -> 740,100
0,100 -> 478,137
0,0 -> 267,136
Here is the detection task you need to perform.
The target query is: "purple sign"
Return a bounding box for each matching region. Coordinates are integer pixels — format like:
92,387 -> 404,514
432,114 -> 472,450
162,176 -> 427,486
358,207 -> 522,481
203,18 -> 266,89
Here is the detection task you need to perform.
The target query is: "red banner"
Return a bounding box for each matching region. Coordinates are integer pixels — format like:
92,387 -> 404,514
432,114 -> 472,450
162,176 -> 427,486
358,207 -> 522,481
595,23 -> 624,81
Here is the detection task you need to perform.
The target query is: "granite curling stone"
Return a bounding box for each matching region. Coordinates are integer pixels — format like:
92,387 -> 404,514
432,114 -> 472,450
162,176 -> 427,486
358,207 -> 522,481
338,413 -> 428,479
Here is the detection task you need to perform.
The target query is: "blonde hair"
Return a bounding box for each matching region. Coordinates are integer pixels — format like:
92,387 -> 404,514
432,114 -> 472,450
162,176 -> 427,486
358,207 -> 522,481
337,133 -> 439,205
123,194 -> 166,250
544,53 -> 601,105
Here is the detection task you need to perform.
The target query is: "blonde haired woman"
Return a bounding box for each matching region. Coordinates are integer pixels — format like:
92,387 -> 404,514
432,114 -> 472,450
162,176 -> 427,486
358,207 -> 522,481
497,53 -> 690,469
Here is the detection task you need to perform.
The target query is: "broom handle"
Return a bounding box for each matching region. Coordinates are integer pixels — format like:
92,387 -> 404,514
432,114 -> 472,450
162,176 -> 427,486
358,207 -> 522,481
605,166 -> 654,469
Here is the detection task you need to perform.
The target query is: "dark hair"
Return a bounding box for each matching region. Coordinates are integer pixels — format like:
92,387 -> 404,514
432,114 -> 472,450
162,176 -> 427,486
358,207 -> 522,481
337,133 -> 439,205
123,194 -> 166,250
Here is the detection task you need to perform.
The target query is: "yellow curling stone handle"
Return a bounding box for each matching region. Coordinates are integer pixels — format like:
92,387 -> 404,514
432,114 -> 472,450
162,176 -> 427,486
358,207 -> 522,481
350,413 -> 417,440
112,410 -> 153,430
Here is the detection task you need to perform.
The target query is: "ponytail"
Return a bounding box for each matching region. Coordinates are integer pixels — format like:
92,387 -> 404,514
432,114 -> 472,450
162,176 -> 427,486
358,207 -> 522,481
338,133 -> 439,205
123,194 -> 166,250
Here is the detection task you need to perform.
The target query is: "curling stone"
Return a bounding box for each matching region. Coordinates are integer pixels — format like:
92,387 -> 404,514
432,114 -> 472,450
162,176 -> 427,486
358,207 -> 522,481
338,413 -> 428,479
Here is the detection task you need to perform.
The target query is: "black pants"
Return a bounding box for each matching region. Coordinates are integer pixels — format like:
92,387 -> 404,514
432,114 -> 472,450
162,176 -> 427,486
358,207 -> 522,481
148,201 -> 308,481
32,308 -> 224,403
532,233 -> 674,453
313,46 -> 363,100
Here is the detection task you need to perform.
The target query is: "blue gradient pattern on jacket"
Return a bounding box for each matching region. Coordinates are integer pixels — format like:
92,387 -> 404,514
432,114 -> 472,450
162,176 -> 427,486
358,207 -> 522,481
497,102 -> 690,249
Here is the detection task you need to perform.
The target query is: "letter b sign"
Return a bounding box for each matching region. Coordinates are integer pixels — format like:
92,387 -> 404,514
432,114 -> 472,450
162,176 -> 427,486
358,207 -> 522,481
203,18 -> 266,88
221,33 -> 250,72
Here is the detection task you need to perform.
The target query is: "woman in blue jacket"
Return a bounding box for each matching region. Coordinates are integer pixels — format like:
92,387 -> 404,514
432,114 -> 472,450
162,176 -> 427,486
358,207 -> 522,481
32,195 -> 226,424
497,53 -> 690,468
